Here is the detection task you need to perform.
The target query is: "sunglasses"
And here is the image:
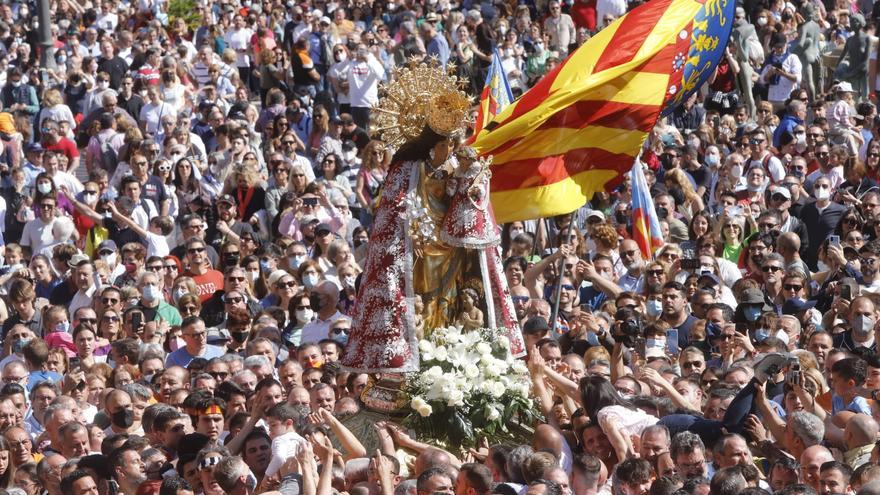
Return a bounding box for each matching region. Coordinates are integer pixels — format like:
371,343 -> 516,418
188,247 -> 207,254
762,265 -> 783,272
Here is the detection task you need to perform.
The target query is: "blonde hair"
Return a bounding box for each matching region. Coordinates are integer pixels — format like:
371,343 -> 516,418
361,140 -> 390,171
42,88 -> 64,107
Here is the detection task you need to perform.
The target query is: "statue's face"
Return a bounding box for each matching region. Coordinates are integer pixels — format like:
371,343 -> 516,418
433,138 -> 453,163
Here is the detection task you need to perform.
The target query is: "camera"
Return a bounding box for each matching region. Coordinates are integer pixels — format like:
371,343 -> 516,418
614,307 -> 643,348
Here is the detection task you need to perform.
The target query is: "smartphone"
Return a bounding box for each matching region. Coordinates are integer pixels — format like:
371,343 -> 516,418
580,303 -> 593,313
829,235 -> 840,248
841,284 -> 852,301
786,362 -> 801,384
666,328 -> 680,355
681,258 -> 700,270
131,312 -> 142,331
303,197 -> 318,206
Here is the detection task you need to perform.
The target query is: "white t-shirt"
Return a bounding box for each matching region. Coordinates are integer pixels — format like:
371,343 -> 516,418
224,28 -> 254,68
20,218 -> 56,255
328,60 -> 352,105
140,102 -> 175,136
347,54 -> 385,108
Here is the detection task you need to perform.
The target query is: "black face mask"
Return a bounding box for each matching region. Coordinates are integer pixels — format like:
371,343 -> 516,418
310,293 -> 323,312
231,330 -> 250,343
112,408 -> 134,429
615,210 -> 628,225
223,253 -> 240,266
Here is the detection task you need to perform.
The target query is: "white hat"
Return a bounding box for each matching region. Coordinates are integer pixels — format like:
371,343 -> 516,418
836,81 -> 854,93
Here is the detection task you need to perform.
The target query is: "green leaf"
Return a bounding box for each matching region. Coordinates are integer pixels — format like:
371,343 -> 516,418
448,410 -> 475,448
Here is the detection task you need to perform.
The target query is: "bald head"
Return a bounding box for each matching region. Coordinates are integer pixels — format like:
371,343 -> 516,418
846,414 -> 879,449
778,232 -> 801,253
801,445 -> 834,490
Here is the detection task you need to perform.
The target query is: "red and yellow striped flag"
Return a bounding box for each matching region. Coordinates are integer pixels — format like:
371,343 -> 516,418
472,0 -> 735,223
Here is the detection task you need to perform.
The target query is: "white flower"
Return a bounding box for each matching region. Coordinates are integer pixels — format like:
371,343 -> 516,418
476,342 -> 492,355
489,381 -> 506,398
486,406 -> 501,421
425,365 -> 444,378
419,340 -> 435,353
433,345 -> 448,362
411,396 -> 433,417
447,389 -> 465,407
464,363 -> 480,378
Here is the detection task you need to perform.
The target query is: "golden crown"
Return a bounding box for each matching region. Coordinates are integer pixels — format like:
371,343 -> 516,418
371,57 -> 472,147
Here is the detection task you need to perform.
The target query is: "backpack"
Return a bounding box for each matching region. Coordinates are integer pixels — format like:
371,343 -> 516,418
98,133 -> 118,172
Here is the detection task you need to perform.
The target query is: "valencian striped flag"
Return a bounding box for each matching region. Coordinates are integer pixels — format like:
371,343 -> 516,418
631,161 -> 664,257
471,49 -> 514,139
472,0 -> 735,223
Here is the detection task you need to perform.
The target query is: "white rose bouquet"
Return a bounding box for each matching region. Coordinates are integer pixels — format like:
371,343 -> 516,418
404,326 -> 541,449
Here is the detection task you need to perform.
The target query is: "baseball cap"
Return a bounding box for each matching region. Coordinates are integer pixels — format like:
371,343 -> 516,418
315,223 -> 333,235
97,240 -> 118,253
217,194 -> 237,205
68,253 -> 91,268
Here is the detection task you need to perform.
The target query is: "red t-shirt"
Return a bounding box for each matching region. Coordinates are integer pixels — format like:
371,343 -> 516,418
43,137 -> 80,163
183,269 -> 225,302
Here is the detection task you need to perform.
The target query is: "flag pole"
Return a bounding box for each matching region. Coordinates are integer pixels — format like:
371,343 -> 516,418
550,212 -> 577,334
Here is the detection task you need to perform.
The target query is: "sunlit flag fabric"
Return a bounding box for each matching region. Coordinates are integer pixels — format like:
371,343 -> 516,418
472,0 -> 736,223
631,162 -> 664,257
471,49 -> 514,139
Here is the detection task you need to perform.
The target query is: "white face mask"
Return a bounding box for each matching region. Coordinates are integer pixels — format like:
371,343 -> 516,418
335,52 -> 348,62
815,187 -> 831,200
247,270 -> 259,282
296,308 -> 314,323
757,16 -> 768,26
101,252 -> 118,267
97,81 -> 109,90
730,165 -> 743,179
37,182 -> 52,194
302,273 -> 319,288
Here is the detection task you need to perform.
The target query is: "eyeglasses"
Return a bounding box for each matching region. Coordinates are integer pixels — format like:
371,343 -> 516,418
102,315 -> 121,322
282,140 -> 296,145
511,296 -> 530,303
331,327 -> 350,334
39,204 -> 55,210
783,284 -> 803,291
845,218 -> 860,225
227,276 -> 246,283
762,265 -> 783,272
186,331 -> 207,339
188,247 -> 206,254
146,265 -> 163,272
816,152 -> 830,157
78,318 -> 97,324
164,265 -> 178,271
276,281 -> 297,288
681,360 -> 704,369
770,194 -> 788,202
224,296 -> 244,304
186,223 -> 204,230
208,371 -> 229,380
647,269 -> 664,276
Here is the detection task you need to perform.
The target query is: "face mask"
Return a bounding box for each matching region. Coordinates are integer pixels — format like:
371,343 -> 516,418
646,299 -> 663,316
57,55 -> 67,64
302,273 -> 319,288
615,211 -> 628,225
289,255 -> 307,270
245,470 -> 258,491
231,330 -> 250,343
705,154 -> 719,167
730,164 -> 743,178
37,182 -> 52,194
247,270 -> 259,282
259,260 -> 272,272
646,338 -> 665,349
332,331 -> 349,346
11,337 -> 31,354
586,331 -> 600,347
755,327 -> 770,342
10,81 -> 20,88
55,321 -> 70,333
687,138 -> 700,150
854,314 -> 875,336
335,52 -> 348,63
310,293 -> 323,312
170,336 -> 186,351
142,284 -> 160,302
173,287 -> 188,303
815,188 -> 831,200
343,275 -> 356,288
112,408 -> 135,429
747,182 -> 763,193
100,252 -> 118,267
296,308 -> 314,323
97,81 -> 109,90
796,136 -> 808,153
499,26 -> 508,35
223,253 -> 240,266
743,306 -> 762,322
757,16 -> 768,26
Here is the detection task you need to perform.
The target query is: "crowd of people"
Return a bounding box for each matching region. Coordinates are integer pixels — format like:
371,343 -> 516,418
0,0 -> 879,494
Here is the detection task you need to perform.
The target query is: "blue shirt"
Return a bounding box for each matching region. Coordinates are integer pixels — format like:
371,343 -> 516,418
832,394 -> 872,416
165,345 -> 226,368
27,370 -> 63,392
426,35 -> 450,68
